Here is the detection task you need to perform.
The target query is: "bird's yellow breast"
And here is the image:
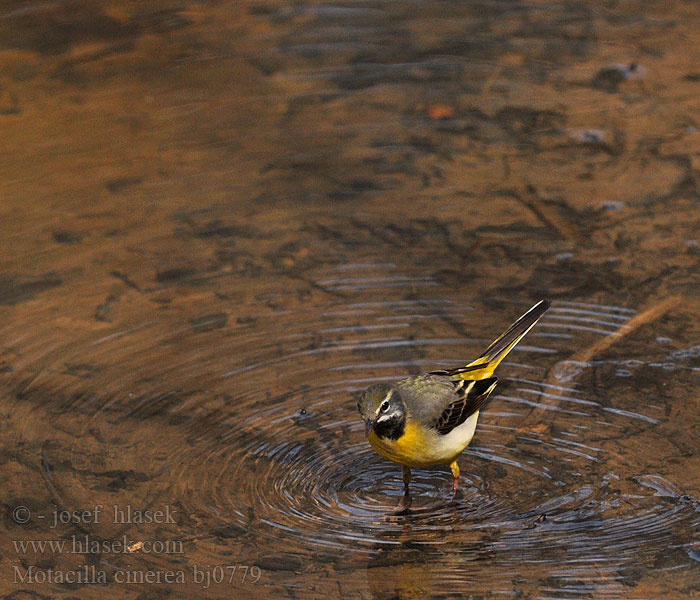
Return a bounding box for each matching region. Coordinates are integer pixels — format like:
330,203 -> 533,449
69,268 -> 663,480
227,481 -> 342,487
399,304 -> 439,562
368,413 -> 480,468
368,421 -> 439,467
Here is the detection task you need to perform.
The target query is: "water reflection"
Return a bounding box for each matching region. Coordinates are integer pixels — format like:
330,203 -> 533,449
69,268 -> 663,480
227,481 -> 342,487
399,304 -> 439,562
2,0 -> 700,598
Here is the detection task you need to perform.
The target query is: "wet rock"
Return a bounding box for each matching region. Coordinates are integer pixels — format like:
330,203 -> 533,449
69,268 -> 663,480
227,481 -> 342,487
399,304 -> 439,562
110,270 -> 142,292
248,4 -> 278,17
254,554 -> 303,572
602,201 -> 625,211
496,105 -> 566,135
105,177 -> 142,193
332,60 -> 461,90
568,128 -> 625,154
0,3 -> 135,55
155,267 -> 196,283
63,363 -> 100,379
95,294 -> 119,322
0,273 -> 62,305
194,220 -> 263,239
214,524 -> 247,538
592,66 -> 626,92
53,230 -> 83,244
0,88 -> 20,115
591,63 -> 644,92
92,469 -> 150,492
571,128 -> 607,144
521,258 -> 624,297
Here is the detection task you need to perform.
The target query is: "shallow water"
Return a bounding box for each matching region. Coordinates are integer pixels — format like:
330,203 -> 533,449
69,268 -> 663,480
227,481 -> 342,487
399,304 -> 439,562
1,1 -> 700,598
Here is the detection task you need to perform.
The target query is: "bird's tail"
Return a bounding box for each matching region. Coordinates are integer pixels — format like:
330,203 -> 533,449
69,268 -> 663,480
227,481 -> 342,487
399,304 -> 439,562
432,300 -> 550,380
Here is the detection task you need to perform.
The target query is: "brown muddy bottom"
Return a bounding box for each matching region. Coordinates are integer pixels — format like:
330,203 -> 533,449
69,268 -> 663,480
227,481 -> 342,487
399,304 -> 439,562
1,1 -> 700,599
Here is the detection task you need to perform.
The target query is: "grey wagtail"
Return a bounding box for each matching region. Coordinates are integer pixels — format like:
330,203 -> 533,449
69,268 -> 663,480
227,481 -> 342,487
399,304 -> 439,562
357,300 -> 550,508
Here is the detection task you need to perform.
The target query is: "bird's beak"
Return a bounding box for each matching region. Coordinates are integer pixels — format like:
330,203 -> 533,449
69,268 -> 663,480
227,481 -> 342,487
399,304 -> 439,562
364,419 -> 375,437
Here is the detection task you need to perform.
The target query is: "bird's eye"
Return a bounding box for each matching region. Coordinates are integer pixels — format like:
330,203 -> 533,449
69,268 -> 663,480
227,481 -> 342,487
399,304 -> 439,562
380,400 -> 390,413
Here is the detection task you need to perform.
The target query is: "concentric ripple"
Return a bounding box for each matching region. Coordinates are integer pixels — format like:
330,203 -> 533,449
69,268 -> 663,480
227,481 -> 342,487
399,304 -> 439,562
3,259 -> 700,596
139,285 -> 699,566
3,0 -> 700,597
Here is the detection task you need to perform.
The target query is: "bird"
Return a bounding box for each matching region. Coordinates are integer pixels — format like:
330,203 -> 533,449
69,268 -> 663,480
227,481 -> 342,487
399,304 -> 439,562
357,300 -> 550,509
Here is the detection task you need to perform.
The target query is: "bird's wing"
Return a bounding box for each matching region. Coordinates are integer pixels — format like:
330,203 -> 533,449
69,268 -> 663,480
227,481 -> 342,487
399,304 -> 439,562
433,377 -> 497,435
397,374 -> 497,436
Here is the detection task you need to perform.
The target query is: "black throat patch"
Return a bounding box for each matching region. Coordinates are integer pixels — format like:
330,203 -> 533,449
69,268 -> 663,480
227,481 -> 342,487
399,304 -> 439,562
373,414 -> 405,441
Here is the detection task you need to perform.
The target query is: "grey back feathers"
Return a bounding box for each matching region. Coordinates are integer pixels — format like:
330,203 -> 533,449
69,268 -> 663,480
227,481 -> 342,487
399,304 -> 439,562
394,374 -> 497,436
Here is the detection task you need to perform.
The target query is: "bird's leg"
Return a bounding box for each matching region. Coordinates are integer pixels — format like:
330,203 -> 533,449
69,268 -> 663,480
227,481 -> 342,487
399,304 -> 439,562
398,465 -> 412,510
449,460 -> 460,502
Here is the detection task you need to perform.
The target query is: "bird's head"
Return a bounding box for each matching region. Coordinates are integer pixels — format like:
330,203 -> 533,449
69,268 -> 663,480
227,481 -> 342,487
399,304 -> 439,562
357,383 -> 406,441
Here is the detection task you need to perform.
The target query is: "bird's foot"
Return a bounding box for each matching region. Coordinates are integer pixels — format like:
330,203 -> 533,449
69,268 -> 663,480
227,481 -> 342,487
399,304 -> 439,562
451,477 -> 460,504
394,491 -> 412,514
449,460 -> 460,505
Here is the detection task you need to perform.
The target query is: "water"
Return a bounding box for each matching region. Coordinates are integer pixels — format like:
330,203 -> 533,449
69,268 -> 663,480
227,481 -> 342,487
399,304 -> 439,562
1,1 -> 700,598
